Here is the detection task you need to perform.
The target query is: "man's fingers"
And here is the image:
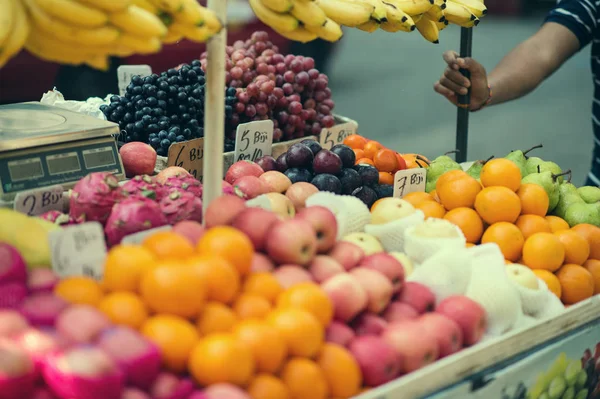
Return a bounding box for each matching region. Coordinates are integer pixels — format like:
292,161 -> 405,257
443,67 -> 470,88
434,82 -> 458,105
439,76 -> 469,95
442,50 -> 460,70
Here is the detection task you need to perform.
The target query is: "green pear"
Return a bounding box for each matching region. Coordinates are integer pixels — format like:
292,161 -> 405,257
553,183 -> 584,219
564,202 -> 600,228
425,155 -> 462,193
539,161 -> 564,183
521,170 -> 568,213
466,156 -> 494,180
577,186 -> 600,204
525,157 -> 544,175
505,144 -> 543,178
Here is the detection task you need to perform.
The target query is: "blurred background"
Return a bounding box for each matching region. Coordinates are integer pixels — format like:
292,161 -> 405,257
0,0 -> 593,183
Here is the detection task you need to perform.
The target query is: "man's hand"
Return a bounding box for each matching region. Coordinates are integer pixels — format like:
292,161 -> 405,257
434,51 -> 490,111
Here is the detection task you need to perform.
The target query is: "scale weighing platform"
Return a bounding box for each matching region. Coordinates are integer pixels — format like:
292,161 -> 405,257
0,102 -> 124,202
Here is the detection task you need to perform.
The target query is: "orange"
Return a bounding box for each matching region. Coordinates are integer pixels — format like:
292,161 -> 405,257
517,184 -> 549,216
395,153 -> 408,170
415,200 -> 446,219
363,141 -> 382,159
266,308 -> 324,358
437,175 -> 482,210
139,262 -> 207,318
197,226 -> 254,276
316,343 -> 362,398
353,148 -> 365,160
554,230 -> 590,265
532,270 -> 562,298
373,149 -> 398,173
233,319 -> 288,374
142,231 -> 194,260
435,170 -> 468,189
280,358 -> 328,399
370,198 -> 386,212
431,189 -> 440,202
522,232 -> 565,271
233,294 -> 272,320
480,158 -> 522,191
188,333 -> 255,386
196,302 -> 238,335
467,242 -> 476,248
474,186 -> 522,224
187,254 -> 240,304
481,222 -> 525,262
546,216 -> 570,232
54,276 -> 104,306
402,191 -> 434,207
243,272 -> 284,304
583,259 -> 600,294
102,245 -> 156,293
276,282 -> 334,327
247,374 -> 291,399
343,134 -> 368,150
571,224 -> 600,259
378,171 -> 394,185
555,264 -> 595,304
515,214 -> 552,240
355,157 -> 375,166
98,291 -> 148,329
141,314 -> 199,373
443,207 -> 484,244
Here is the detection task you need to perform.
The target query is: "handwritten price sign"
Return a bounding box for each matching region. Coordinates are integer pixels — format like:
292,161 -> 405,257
117,65 -> 152,96
319,122 -> 358,150
393,169 -> 427,198
13,185 -> 64,216
234,120 -> 274,162
167,138 -> 204,181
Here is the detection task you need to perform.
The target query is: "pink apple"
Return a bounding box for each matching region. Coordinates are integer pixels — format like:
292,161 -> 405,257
250,253 -> 275,273
396,282 -> 436,314
264,193 -> 296,219
225,160 -> 264,184
285,182 -> 319,211
382,321 -> 439,373
204,195 -> 247,228
27,268 -> 59,294
295,206 -> 338,253
265,219 -> 317,266
234,175 -> 269,199
436,296 -> 487,346
272,265 -> 313,289
231,208 -> 279,251
122,388 -> 152,399
0,338 -> 34,377
308,255 -> 345,283
155,166 -> 190,185
359,253 -> 406,293
382,302 -> 419,323
150,373 -> 195,399
204,383 -> 251,399
349,335 -> 401,387
351,313 -> 388,336
321,274 -> 368,322
327,241 -> 365,271
350,268 -> 394,314
418,313 -> 463,358
55,305 -> 111,344
259,171 -> 292,193
172,221 -> 205,245
0,310 -> 29,337
120,142 -> 157,178
325,322 -> 356,347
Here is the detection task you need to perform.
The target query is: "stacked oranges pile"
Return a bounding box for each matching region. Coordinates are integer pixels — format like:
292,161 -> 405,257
399,158 -> 600,306
54,227 -> 366,399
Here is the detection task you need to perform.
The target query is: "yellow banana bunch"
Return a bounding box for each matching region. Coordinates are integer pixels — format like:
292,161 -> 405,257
0,0 -> 30,68
415,13 -> 439,42
315,0 -> 374,27
450,0 -> 486,18
444,0 -> 479,27
385,0 -> 434,16
426,0 -> 446,22
381,1 -> 416,32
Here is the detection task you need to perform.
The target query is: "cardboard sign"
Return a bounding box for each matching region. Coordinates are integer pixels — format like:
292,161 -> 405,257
49,222 -> 107,280
393,169 -> 427,198
167,138 -> 204,181
14,185 -> 64,216
121,226 -> 172,245
234,120 -> 274,162
319,122 -> 358,150
117,65 -> 152,96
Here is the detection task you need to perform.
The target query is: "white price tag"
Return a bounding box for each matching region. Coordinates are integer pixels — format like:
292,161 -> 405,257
49,222 -> 107,280
319,122 -> 357,150
13,185 -> 65,216
121,226 -> 172,245
117,65 -> 152,96
234,120 -> 274,162
393,169 -> 427,198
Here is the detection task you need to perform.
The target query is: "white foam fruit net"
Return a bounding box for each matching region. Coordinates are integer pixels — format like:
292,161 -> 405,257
364,210 -> 425,252
403,223 -> 467,265
306,192 -> 371,239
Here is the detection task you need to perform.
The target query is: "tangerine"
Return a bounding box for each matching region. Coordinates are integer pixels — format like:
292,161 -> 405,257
378,171 -> 394,185
554,230 -> 590,265
343,134 -> 368,150
517,184 -> 549,216
481,222 -> 525,262
415,200 -> 446,219
243,272 -> 284,304
474,186 -> 522,224
233,294 -> 272,320
102,245 -> 156,293
316,343 -> 362,398
276,282 -> 334,327
515,214 -> 552,240
363,141 -> 382,159
437,175 -> 482,210
522,232 -> 565,271
402,192 -> 434,207
443,207 -> 484,244
435,170 -> 468,190
571,224 -> 600,259
54,276 -> 104,306
98,291 -> 148,329
233,319 -> 288,374
355,157 -> 375,166
247,374 -> 291,399
196,226 -> 254,276
545,216 -> 570,232
142,231 -> 194,259
480,158 -> 522,191
555,264 -> 595,305
187,254 -> 240,304
266,308 -> 324,358
395,153 -> 407,170
373,149 -> 398,173
196,302 -> 238,335
280,358 -> 329,399
583,259 -> 600,294
532,270 -> 562,298
353,148 -> 365,160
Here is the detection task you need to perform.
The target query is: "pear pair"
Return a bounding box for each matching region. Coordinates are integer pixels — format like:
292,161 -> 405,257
425,151 -> 462,193
553,184 -> 600,227
503,144 -> 563,180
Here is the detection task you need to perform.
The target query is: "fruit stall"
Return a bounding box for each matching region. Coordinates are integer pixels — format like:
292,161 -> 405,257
0,0 -> 599,399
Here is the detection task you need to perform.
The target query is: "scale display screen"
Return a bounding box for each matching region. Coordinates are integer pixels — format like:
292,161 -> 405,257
83,147 -> 116,169
8,158 -> 44,182
47,152 -> 81,176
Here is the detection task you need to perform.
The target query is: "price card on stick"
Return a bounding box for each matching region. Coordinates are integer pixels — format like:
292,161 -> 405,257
393,169 -> 427,198
117,65 -> 152,96
234,120 -> 274,162
167,138 -> 205,181
13,185 -> 65,216
49,222 -> 107,281
319,122 -> 358,150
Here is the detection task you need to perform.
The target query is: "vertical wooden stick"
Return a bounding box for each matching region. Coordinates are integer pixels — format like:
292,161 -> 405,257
455,27 -> 472,163
202,0 -> 228,220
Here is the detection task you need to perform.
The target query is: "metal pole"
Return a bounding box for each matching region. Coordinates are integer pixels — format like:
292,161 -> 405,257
455,27 -> 473,163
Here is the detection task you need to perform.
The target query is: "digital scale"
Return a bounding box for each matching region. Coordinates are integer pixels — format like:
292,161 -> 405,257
0,102 -> 124,202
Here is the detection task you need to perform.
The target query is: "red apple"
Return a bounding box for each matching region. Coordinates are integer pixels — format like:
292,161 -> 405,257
155,167 -> 190,184
272,265 -> 313,289
436,296 -> 487,346
327,241 -> 365,271
265,219 -> 317,266
396,282 -> 436,314
321,274 -> 368,322
259,171 -> 292,193
351,313 -> 388,336
264,193 -> 296,219
231,208 -> 279,251
285,182 -> 319,211
350,268 -> 394,314
234,175 -> 269,199
359,253 -> 405,293
172,221 -> 205,245
382,321 -> 439,373
382,302 -> 419,323
120,142 -> 157,178
295,206 -> 338,253
349,335 -> 401,387
419,313 -> 463,358
250,253 -> 276,273
325,322 -> 356,347
225,161 -> 263,184
308,255 -> 344,283
204,195 -> 247,228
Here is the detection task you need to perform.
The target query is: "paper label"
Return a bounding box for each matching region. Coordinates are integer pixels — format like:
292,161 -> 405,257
167,138 -> 204,181
49,222 -> 107,280
319,122 -> 357,150
393,169 -> 427,198
121,226 -> 172,245
13,185 -> 64,216
234,120 -> 274,162
117,65 -> 152,96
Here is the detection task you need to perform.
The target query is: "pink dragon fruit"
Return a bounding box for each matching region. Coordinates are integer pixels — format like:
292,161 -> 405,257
104,198 -> 168,246
69,173 -> 126,224
159,190 -> 202,225
38,211 -> 70,225
163,175 -> 203,197
122,175 -> 167,201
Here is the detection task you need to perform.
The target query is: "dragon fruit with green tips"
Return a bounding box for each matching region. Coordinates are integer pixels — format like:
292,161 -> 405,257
38,211 -> 83,226
163,176 -> 203,197
122,175 -> 167,201
104,197 -> 168,246
159,190 -> 203,224
69,172 -> 126,224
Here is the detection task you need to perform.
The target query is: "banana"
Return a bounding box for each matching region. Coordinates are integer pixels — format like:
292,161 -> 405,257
163,29 -> 183,43
315,0 -> 373,27
84,55 -> 110,70
77,0 -> 131,12
415,14 -> 439,42
385,0 -> 433,16
0,0 -> 15,52
444,1 -> 477,26
426,0 -> 446,21
33,0 -> 109,28
357,19 -> 380,32
172,0 -> 205,25
274,26 -> 318,42
367,0 -> 388,22
198,6 -> 222,32
305,18 -> 343,41
119,34 -> 162,53
260,0 -> 293,12
290,0 -> 327,27
170,22 -> 213,41
381,1 -> 415,31
132,0 -> 160,13
249,0 -> 299,32
436,18 -> 449,30
449,0 -> 486,17
412,13 -> 423,22
110,5 -> 168,38
146,0 -> 183,13
0,0 -> 29,68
